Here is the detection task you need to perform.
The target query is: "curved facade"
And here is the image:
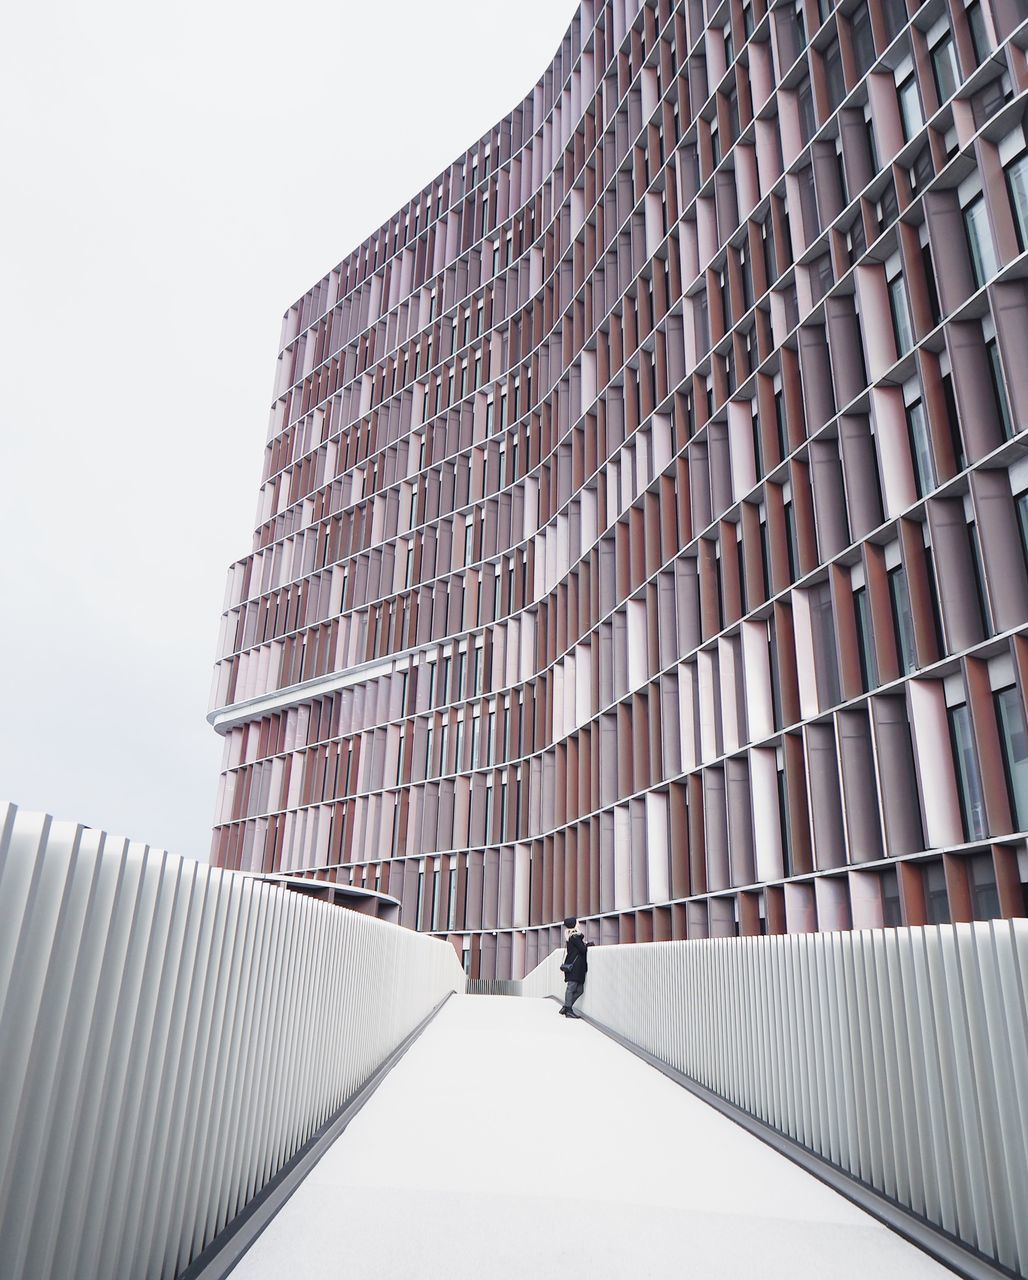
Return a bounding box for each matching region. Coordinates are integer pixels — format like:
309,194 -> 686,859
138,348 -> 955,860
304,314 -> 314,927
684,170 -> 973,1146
211,0 -> 1028,978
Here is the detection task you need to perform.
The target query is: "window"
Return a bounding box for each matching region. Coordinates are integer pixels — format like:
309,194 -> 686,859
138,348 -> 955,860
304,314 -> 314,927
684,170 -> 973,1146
948,702 -> 988,840
887,563 -> 917,673
854,584 -> 878,691
896,64 -> 923,142
824,38 -> 846,112
798,79 -> 817,143
876,179 -> 899,233
963,194 -> 998,288
967,852 -> 1001,919
924,862 -> 951,924
762,214 -> 778,287
742,0 -> 755,38
882,870 -> 903,926
739,238 -> 753,311
863,100 -> 879,173
905,394 -> 936,496
760,506 -> 773,600
845,214 -> 866,266
1005,150 -> 1028,253
985,329 -> 1013,440
774,379 -> 788,460
919,225 -> 941,323
965,0 -> 989,62
1016,486 -> 1028,565
783,492 -> 800,581
851,4 -> 875,76
776,747 -> 792,874
966,514 -> 994,637
886,263 -> 914,356
928,26 -> 961,104
750,405 -> 763,478
909,145 -> 934,194
431,868 -> 441,931
995,685 -> 1028,829
810,580 -> 842,706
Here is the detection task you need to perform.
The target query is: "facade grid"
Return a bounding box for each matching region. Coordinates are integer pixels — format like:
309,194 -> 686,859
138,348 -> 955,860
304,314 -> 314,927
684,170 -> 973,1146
210,0 -> 1028,979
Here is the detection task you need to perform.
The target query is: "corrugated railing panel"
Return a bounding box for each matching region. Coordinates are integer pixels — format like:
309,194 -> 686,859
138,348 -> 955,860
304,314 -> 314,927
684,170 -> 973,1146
0,804 -> 465,1280
522,922 -> 1028,1275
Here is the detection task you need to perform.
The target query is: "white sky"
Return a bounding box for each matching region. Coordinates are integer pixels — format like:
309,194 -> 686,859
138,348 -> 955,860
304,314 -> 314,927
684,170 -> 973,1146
0,0 -> 579,860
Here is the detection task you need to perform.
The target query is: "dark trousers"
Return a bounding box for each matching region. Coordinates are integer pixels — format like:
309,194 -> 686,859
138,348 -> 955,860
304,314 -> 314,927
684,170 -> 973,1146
563,980 -> 585,1012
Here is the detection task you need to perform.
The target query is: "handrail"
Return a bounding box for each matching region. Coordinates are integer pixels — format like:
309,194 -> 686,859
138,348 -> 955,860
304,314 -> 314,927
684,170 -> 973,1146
0,803 -> 465,1280
523,923 -> 1028,1278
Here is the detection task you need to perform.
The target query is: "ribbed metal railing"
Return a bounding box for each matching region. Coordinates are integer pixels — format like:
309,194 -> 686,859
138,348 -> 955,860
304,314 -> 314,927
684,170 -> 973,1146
0,803 -> 465,1280
465,979 -> 523,996
523,923 -> 1028,1277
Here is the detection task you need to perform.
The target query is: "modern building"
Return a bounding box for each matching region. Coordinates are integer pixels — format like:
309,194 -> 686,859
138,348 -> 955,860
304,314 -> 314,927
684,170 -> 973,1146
210,0 -> 1028,978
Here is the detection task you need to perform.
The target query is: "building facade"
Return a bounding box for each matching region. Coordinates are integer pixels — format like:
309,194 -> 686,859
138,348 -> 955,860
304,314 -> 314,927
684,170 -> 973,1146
210,0 -> 1028,978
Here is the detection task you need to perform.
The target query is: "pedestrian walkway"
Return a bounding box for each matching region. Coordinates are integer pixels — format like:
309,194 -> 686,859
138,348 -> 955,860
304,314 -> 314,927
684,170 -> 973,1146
232,995 -> 953,1280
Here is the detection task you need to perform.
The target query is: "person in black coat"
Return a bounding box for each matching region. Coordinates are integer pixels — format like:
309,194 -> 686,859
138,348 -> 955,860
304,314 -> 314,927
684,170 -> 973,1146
559,916 -> 590,1018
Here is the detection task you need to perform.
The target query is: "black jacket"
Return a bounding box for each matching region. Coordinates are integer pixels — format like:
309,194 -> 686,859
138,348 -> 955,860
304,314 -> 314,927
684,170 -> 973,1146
563,932 -> 589,984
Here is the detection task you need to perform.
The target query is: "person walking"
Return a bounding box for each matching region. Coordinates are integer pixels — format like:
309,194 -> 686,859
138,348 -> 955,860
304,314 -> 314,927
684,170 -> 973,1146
559,917 -> 590,1018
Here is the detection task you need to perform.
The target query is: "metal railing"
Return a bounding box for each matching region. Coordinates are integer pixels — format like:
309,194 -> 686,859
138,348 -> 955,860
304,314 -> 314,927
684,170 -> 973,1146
465,979 -> 523,996
523,923 -> 1028,1277
0,804 -> 465,1280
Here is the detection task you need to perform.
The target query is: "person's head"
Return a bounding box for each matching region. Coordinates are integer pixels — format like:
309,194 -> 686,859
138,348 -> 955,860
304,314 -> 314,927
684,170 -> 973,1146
564,916 -> 578,936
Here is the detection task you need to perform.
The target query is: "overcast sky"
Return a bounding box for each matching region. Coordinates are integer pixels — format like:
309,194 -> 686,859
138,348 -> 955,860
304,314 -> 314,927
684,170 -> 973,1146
1,0 -> 579,860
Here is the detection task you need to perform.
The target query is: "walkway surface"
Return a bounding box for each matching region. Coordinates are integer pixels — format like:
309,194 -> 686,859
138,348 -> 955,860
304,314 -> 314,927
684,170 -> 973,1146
233,995 -> 953,1280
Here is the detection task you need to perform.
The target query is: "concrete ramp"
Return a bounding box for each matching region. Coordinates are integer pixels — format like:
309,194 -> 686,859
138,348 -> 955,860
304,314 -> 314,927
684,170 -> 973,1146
233,995 -> 951,1280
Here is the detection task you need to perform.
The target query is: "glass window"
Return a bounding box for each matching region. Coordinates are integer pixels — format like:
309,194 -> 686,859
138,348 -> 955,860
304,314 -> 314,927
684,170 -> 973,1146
897,71 -> 923,142
774,388 -> 788,460
948,702 -> 988,840
877,179 -> 899,231
882,870 -> 903,926
1005,152 -> 1028,253
924,861 -> 951,924
810,580 -> 842,706
968,852 -> 1001,920
762,214 -> 778,287
929,31 -> 961,104
967,518 -> 993,637
846,213 -> 866,265
824,38 -> 845,111
777,756 -> 792,874
784,498 -> 800,581
965,0 -> 988,62
798,79 -> 817,142
888,272 -> 914,356
995,685 -> 1028,829
851,4 -> 875,76
909,145 -> 934,193
964,195 -> 999,288
905,397 -> 936,496
888,563 -> 917,673
881,0 -> 907,43
854,586 -> 878,691
986,336 -> 1013,440
742,0 -> 755,38
1016,489 -> 1028,565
